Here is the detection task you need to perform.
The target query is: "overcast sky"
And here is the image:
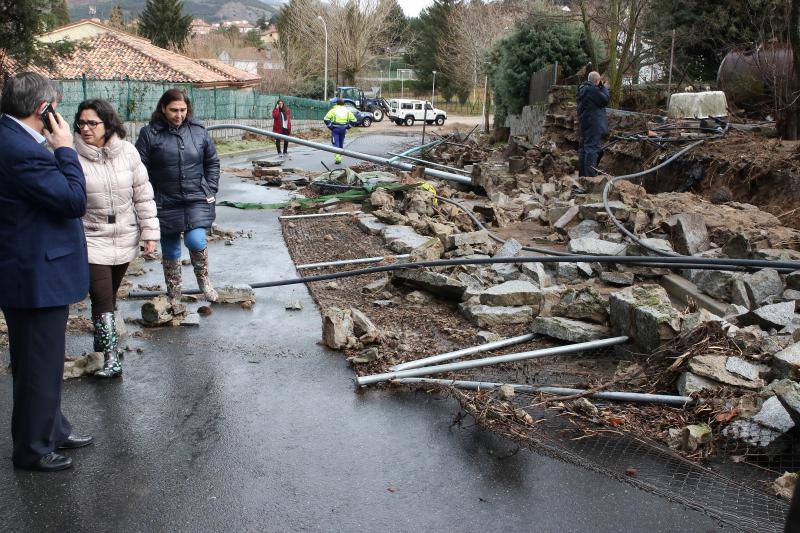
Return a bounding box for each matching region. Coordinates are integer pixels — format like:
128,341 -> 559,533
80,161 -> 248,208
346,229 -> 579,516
401,0 -> 434,17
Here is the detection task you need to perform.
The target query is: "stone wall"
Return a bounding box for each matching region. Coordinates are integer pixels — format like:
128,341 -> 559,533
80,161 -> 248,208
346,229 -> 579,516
505,103 -> 548,143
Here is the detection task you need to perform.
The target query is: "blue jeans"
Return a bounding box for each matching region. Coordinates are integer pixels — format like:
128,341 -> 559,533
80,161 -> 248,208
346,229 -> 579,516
161,228 -> 207,261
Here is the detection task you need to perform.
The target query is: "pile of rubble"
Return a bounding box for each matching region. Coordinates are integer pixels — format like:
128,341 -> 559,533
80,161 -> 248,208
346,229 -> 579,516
309,133 -> 800,492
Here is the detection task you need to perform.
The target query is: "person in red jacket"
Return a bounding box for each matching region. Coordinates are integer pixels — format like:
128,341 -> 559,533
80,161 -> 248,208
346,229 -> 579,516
271,99 -> 291,157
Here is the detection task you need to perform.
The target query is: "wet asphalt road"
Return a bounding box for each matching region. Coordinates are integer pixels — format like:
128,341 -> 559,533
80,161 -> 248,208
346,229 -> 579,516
0,133 -> 725,532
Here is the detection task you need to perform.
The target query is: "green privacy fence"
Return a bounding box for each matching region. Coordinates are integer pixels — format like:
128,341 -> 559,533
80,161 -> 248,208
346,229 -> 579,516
57,76 -> 330,124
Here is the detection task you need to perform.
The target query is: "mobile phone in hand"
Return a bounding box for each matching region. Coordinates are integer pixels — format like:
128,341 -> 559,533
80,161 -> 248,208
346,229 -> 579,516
40,103 -> 55,133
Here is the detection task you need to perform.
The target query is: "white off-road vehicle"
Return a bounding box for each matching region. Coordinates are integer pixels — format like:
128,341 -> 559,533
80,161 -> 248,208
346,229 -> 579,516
387,99 -> 447,126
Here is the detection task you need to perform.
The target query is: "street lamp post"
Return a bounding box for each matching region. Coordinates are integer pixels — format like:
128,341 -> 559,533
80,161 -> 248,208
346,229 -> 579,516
400,69 -> 405,98
431,70 -> 437,107
317,16 -> 328,103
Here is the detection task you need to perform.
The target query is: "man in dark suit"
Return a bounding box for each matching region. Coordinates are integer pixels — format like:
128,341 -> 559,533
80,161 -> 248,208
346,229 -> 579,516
0,72 -> 93,472
576,71 -> 610,177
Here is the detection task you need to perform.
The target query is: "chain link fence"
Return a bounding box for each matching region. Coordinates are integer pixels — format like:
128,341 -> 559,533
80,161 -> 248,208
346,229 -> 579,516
56,77 -> 331,140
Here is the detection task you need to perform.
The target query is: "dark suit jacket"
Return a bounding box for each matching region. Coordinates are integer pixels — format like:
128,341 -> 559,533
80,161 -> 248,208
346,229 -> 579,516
0,115 -> 89,309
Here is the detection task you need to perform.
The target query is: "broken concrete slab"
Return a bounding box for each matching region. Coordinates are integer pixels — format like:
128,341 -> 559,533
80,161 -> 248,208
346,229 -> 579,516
567,237 -> 626,256
491,238 -> 523,280
382,225 -> 431,254
609,284 -> 681,353
552,287 -> 608,324
725,356 -> 762,382
410,237 -> 445,262
479,280 -> 541,307
752,396 -> 795,433
531,316 -> 610,343
677,372 -> 719,396
688,355 -> 764,389
723,419 -> 788,456
663,214 -> 710,255
216,284 -> 256,305
660,273 -> 729,318
392,269 -> 466,299
520,260 -> 550,288
625,238 -> 674,256
742,268 -> 784,308
578,201 -> 629,221
445,230 -> 497,254
461,304 -> 535,327
773,342 -> 800,379
738,301 -> 798,330
357,214 -> 388,236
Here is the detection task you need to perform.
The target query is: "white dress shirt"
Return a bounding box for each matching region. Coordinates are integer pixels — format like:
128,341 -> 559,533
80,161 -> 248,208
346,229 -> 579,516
7,115 -> 47,145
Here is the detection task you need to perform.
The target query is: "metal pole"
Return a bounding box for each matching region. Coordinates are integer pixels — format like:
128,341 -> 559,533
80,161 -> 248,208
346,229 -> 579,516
422,104 -> 428,144
355,336 -> 629,387
279,211 -> 361,220
431,70 -> 437,106
317,16 -> 328,103
392,333 -> 538,371
395,378 -> 694,406
667,28 -> 675,96
207,124 -> 471,184
481,74 -> 489,133
386,152 -> 470,174
296,254 -> 409,270
385,138 -> 443,164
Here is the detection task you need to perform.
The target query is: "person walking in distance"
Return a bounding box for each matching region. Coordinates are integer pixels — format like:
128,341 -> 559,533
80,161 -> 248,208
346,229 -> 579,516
323,97 -> 356,165
74,99 -> 160,377
135,89 -> 220,304
576,71 -> 610,177
272,99 -> 291,157
0,72 -> 94,471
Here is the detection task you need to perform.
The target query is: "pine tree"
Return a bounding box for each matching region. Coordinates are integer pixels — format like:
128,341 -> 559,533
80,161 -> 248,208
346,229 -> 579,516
108,6 -> 125,30
138,0 -> 192,51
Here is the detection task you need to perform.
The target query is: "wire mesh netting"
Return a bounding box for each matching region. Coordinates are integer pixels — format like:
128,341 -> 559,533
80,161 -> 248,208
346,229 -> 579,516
56,78 -> 330,124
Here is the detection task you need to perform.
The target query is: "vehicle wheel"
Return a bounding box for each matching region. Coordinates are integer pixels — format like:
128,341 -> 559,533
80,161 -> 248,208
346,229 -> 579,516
435,115 -> 445,126
362,117 -> 372,128
404,116 -> 415,127
426,120 -> 434,125
371,108 -> 384,122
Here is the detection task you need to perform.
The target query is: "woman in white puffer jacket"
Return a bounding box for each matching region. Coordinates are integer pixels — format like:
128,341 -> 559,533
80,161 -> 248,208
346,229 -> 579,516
74,99 -> 160,378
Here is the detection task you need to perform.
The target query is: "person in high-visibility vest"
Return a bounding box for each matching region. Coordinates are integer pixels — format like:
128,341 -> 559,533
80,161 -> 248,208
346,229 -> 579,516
324,97 -> 357,164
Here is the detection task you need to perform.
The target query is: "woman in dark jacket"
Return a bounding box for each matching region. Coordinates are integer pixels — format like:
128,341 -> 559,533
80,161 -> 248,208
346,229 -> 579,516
271,99 -> 291,157
135,89 -> 220,303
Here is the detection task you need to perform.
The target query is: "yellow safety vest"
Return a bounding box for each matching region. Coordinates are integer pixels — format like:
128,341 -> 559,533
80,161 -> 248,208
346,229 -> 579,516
325,105 -> 356,125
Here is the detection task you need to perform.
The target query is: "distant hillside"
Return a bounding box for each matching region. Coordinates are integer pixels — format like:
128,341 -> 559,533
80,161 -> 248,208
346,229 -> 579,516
67,0 -> 283,24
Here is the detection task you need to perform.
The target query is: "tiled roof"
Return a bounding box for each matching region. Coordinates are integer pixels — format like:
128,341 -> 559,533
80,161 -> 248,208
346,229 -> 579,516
7,26 -> 260,87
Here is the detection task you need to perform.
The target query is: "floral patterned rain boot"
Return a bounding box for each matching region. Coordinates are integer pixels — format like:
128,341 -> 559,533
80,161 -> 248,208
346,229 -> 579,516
162,258 -> 183,306
189,248 -> 218,302
94,312 -> 122,378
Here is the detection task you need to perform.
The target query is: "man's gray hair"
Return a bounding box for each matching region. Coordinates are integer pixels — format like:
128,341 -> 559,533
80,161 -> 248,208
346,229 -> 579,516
588,71 -> 601,84
1,72 -> 59,119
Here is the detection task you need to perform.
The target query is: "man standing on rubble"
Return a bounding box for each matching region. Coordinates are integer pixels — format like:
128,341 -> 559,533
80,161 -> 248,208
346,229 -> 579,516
324,97 -> 357,165
576,71 -> 609,177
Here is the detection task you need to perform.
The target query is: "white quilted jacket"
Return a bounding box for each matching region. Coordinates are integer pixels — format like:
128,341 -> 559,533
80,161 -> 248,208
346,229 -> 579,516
75,133 -> 160,266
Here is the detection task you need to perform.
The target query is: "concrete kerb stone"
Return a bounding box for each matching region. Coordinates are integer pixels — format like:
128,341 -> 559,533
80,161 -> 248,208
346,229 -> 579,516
609,284 -> 681,354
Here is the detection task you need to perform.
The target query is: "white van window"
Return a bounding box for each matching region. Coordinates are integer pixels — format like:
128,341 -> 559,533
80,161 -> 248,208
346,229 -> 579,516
401,103 -> 413,110
415,103 -> 422,110
426,103 -> 433,110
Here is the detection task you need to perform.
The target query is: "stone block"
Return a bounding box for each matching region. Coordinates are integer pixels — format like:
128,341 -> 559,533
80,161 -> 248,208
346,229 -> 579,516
216,284 -> 256,304
774,342 -> 800,379
600,271 -> 634,286
742,268 -> 784,308
552,287 -> 608,324
578,201 -> 629,221
609,284 -> 681,353
392,269 -> 466,299
531,316 -> 610,343
663,213 -> 710,255
322,307 -> 355,350
553,206 -> 579,233
567,237 -> 626,256
568,220 -> 601,240
688,355 -> 764,389
410,238 -> 445,262
738,301 -> 798,330
357,214 -> 388,236
461,304 -> 535,327
677,372 -> 719,396
479,280 -> 542,307
382,225 -> 430,254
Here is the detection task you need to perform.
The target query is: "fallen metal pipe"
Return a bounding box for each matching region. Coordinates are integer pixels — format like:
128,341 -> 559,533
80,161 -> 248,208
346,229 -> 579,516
386,152 -> 470,175
296,254 -> 409,270
395,378 -> 694,406
207,125 -> 472,184
279,211 -> 362,220
386,139 -> 444,164
391,333 -> 538,371
355,336 -> 629,387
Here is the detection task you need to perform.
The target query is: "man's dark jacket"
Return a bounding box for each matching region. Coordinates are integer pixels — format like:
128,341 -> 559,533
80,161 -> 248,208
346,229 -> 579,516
0,115 -> 88,308
135,118 -> 220,235
576,81 -> 610,139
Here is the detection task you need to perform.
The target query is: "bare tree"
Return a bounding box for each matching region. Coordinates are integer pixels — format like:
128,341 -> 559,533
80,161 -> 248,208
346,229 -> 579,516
277,0 -> 395,87
438,0 -> 525,93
